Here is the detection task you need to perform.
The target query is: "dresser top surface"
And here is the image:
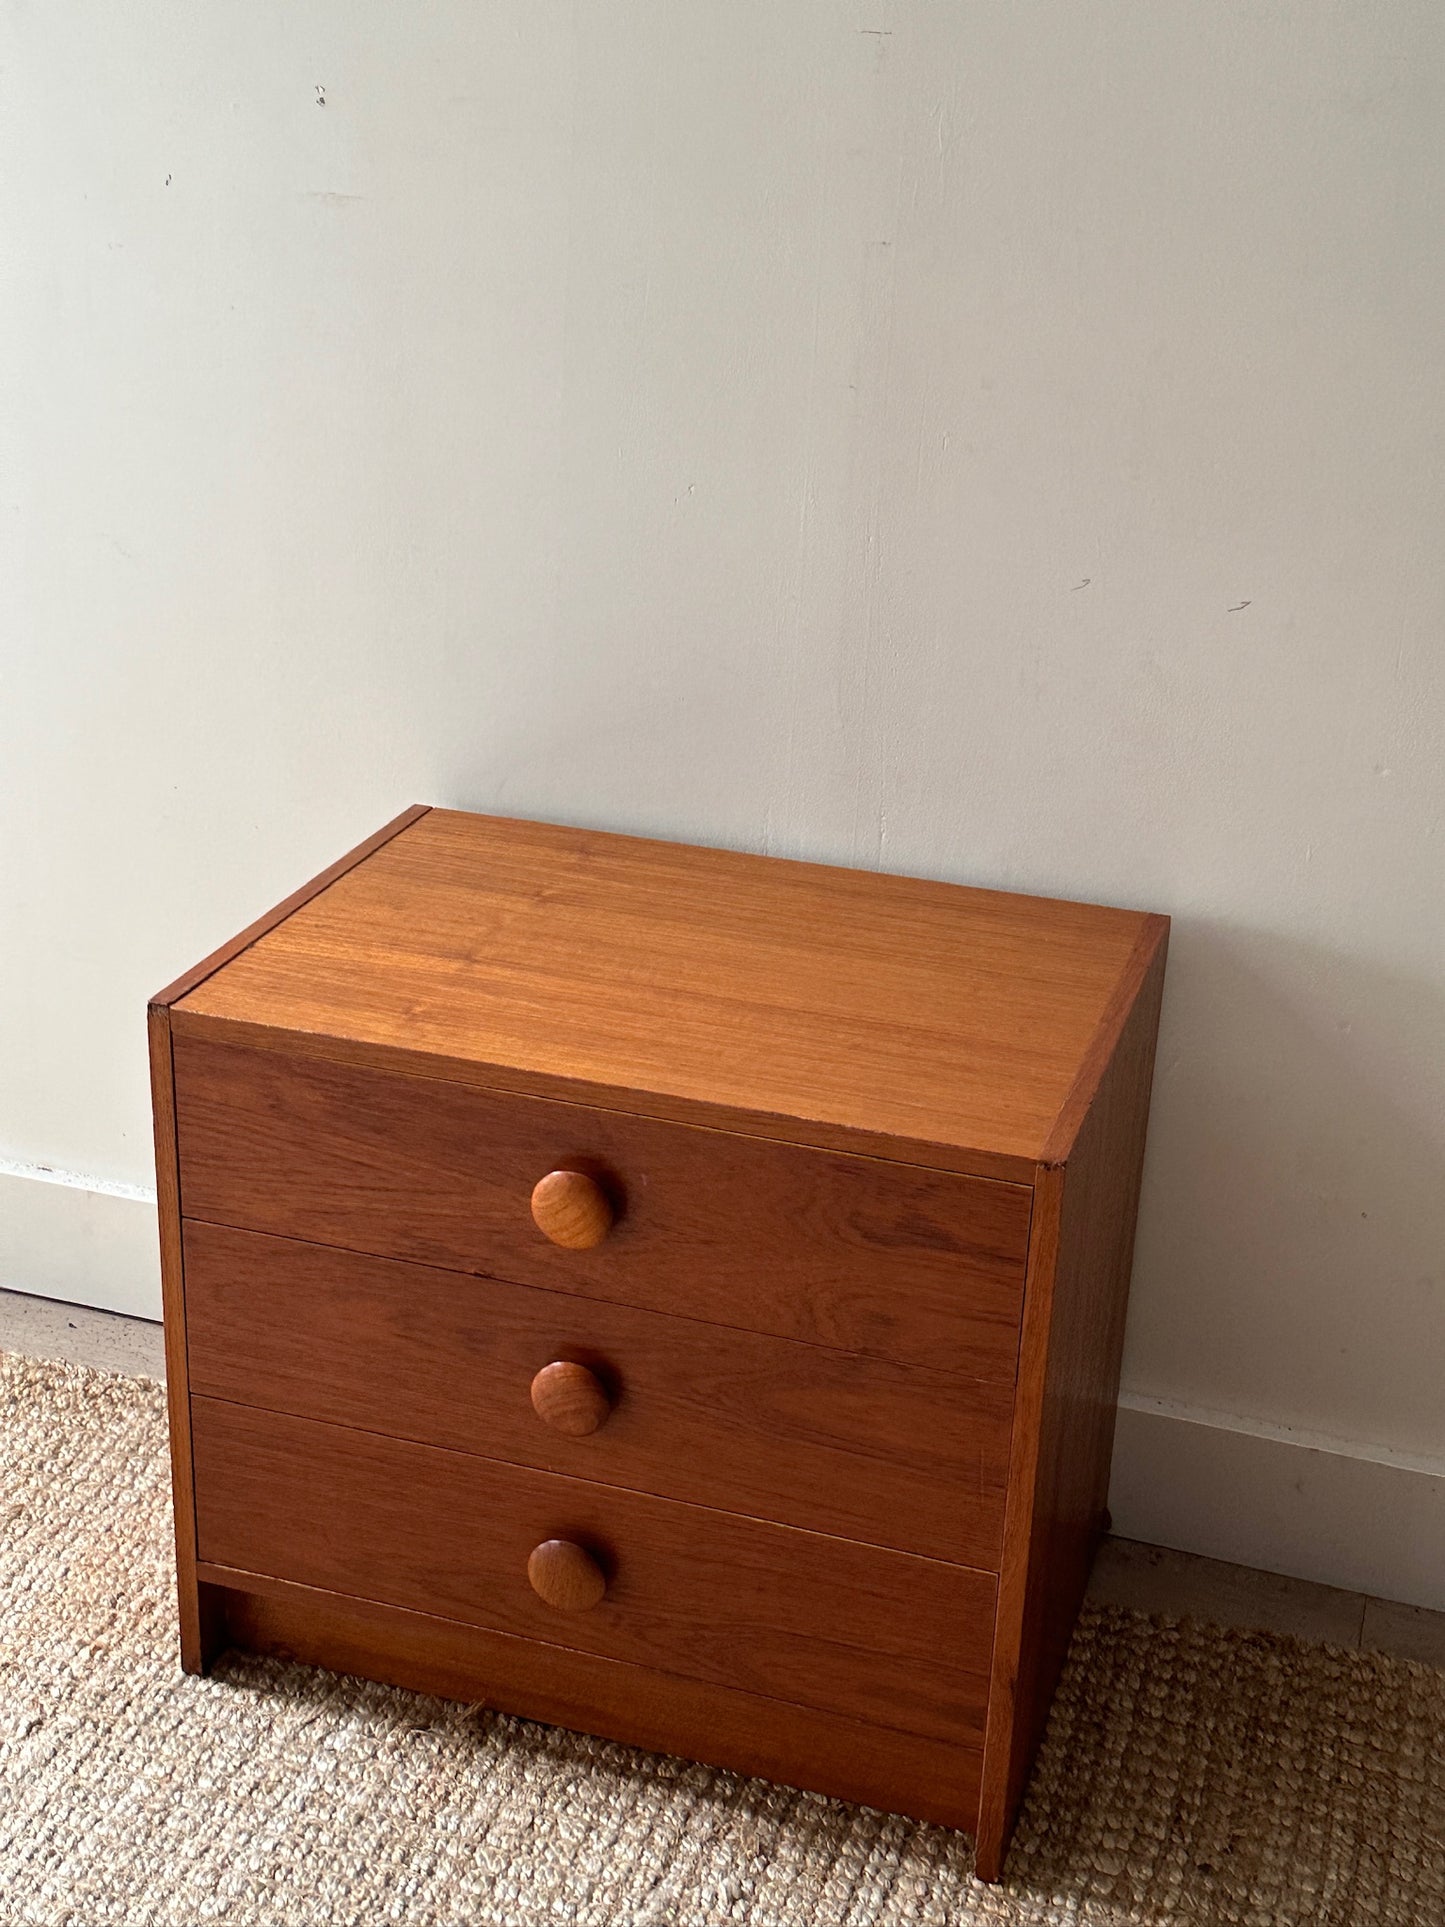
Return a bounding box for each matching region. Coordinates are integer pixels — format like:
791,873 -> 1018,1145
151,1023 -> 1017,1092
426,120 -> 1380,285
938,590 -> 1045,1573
171,808 -> 1167,1175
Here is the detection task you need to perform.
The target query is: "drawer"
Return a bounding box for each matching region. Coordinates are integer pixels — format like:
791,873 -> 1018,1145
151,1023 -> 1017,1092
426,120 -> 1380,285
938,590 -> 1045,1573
183,1222 -> 1014,1565
172,1037 -> 1032,1374
191,1397 -> 996,1748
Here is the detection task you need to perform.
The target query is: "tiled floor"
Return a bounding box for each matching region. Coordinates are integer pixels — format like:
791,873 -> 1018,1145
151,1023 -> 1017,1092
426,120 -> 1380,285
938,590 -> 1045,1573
4,1285 -> 1444,1671
1088,1535 -> 1445,1663
0,1285 -> 167,1378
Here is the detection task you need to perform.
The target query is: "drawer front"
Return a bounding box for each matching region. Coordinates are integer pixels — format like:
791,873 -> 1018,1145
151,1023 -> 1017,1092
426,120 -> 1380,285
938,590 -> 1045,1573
191,1397 -> 996,1748
173,1037 -> 1031,1375
183,1222 -> 1013,1566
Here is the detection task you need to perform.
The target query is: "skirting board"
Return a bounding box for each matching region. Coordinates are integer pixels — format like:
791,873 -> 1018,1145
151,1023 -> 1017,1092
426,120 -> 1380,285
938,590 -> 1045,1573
3,1162 -> 1442,1615
1111,1395 -> 1445,1614
0,1166 -> 161,1321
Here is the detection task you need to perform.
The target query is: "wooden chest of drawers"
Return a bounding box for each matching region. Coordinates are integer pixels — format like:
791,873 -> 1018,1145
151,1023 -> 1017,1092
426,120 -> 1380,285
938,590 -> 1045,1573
149,806 -> 1167,1880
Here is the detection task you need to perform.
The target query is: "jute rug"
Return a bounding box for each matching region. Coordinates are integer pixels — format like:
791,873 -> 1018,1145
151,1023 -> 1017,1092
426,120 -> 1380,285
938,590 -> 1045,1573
2,1353 -> 1441,1926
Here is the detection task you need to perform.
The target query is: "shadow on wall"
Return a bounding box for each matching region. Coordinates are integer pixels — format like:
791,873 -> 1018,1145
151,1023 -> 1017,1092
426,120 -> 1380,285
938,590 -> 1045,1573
1126,918 -> 1445,1463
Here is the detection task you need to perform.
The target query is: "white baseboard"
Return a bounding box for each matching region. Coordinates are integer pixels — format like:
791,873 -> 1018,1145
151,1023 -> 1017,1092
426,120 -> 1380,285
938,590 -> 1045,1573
1111,1393 -> 1445,1613
0,1165 -> 161,1320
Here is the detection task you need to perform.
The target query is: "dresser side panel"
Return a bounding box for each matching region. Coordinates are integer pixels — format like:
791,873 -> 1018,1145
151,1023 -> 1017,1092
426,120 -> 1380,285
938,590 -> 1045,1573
146,1003 -> 221,1671
975,931 -> 1167,1877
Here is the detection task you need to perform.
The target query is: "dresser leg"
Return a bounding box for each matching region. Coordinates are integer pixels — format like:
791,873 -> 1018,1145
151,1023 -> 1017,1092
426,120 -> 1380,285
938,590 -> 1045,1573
973,1823 -> 1007,1885
178,1576 -> 226,1674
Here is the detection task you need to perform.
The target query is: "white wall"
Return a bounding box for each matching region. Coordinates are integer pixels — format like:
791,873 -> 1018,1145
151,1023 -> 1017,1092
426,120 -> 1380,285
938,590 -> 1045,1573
4,4 -> 1443,1602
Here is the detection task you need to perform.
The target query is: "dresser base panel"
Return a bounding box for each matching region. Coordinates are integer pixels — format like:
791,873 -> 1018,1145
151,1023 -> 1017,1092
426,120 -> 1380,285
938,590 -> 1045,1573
200,1567 -> 982,1836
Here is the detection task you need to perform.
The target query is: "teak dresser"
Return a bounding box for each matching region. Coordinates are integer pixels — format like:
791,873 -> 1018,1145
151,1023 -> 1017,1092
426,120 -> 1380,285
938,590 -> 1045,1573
149,806 -> 1168,1880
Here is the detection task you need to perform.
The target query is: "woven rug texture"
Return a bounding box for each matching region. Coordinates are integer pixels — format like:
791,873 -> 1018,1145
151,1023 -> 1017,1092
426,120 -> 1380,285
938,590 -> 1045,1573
1,1351 -> 1442,1926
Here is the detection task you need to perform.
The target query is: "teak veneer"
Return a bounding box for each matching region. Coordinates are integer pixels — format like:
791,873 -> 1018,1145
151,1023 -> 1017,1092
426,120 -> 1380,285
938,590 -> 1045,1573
150,805 -> 1168,1880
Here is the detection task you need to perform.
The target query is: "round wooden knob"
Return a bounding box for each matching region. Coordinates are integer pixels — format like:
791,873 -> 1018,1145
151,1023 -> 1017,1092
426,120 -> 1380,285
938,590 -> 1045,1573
527,1538 -> 607,1612
530,1169 -> 613,1249
530,1360 -> 612,1436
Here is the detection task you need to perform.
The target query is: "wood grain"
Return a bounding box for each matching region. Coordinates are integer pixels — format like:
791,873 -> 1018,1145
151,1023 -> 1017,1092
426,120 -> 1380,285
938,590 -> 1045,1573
172,1040 -> 1031,1376
146,1004 -> 222,1673
191,1398 -> 996,1748
530,1169 -> 614,1249
182,1221 -> 1016,1565
1040,913 -> 1171,1166
170,1012 -> 1038,1185
209,1570 -> 983,1832
975,924 -> 1168,1879
156,805 -> 1170,1879
150,807 -> 431,1671
530,1360 -> 612,1437
173,808 -> 1157,1172
527,1539 -> 608,1612
151,805 -> 431,1009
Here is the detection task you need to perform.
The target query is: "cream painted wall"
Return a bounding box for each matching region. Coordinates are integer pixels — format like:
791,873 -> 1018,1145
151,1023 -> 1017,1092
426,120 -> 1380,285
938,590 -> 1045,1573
4,5 -> 1443,1598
